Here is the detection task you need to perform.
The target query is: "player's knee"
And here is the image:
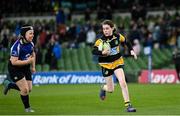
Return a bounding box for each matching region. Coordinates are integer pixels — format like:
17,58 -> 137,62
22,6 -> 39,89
29,89 -> 32,93
107,87 -> 114,93
20,88 -> 29,95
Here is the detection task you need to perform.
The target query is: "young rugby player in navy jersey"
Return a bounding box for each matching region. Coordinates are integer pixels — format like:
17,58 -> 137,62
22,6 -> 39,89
3,25 -> 36,112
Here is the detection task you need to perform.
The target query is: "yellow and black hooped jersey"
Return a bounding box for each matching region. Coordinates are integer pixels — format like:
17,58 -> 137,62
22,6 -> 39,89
92,33 -> 132,69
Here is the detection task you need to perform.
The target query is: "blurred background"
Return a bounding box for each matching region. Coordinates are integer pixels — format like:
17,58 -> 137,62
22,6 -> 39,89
0,0 -> 180,83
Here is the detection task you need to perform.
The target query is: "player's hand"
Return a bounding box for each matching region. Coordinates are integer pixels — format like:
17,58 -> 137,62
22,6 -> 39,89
27,57 -> 35,64
31,67 -> 36,73
102,49 -> 110,56
130,50 -> 137,60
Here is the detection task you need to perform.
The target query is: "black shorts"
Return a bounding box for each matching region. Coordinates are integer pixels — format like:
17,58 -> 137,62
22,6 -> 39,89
8,61 -> 32,82
101,65 -> 124,77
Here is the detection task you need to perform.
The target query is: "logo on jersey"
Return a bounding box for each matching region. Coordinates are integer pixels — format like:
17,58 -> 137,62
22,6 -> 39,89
110,47 -> 118,55
105,70 -> 109,75
11,51 -> 17,56
115,40 -> 118,45
14,77 -> 18,80
26,54 -> 31,58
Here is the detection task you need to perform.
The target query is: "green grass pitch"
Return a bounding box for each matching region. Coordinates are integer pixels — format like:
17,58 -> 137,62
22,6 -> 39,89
0,84 -> 180,115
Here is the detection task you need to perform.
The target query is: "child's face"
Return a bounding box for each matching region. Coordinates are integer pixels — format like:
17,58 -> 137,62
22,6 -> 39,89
102,24 -> 113,37
25,30 -> 34,42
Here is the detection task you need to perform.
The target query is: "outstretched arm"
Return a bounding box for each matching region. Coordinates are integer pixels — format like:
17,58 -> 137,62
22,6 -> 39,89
31,51 -> 36,73
92,46 -> 110,57
122,40 -> 137,60
10,56 -> 34,66
130,50 -> 137,60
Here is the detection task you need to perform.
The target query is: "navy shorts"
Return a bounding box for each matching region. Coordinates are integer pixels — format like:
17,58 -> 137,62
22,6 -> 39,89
8,61 -> 32,82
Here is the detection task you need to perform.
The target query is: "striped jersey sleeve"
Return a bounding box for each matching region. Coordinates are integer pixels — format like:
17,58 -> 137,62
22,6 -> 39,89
94,39 -> 103,47
10,40 -> 20,57
119,34 -> 126,42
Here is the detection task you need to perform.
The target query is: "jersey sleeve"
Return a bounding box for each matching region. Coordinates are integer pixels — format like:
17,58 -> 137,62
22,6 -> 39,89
94,39 -> 103,47
31,42 -> 35,53
92,38 -> 103,56
10,43 -> 19,57
119,34 -> 126,42
31,42 -> 34,47
119,34 -> 133,51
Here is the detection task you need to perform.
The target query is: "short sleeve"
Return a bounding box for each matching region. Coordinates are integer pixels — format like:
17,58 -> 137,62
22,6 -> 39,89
94,39 -> 103,47
11,44 -> 19,57
119,34 -> 126,42
10,47 -> 19,57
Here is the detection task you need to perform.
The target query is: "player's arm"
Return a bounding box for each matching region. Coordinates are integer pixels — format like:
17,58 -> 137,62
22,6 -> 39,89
92,46 -> 103,56
10,56 -> 34,66
120,34 -> 137,59
92,39 -> 110,56
92,39 -> 103,56
31,51 -> 36,73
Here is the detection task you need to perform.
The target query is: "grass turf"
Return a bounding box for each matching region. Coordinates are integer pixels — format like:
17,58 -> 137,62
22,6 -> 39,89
0,83 -> 180,115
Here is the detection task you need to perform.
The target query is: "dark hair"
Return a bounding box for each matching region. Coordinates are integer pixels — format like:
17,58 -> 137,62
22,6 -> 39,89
20,25 -> 33,39
101,20 -> 116,33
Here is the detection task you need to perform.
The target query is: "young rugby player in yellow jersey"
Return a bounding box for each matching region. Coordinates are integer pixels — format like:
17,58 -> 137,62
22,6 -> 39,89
92,20 -> 137,112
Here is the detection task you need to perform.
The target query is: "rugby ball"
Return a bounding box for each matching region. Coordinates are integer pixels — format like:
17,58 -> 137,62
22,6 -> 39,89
98,42 -> 111,51
103,42 -> 111,51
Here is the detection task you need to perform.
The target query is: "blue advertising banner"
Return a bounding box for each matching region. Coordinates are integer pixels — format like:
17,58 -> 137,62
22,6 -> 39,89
32,72 -> 109,85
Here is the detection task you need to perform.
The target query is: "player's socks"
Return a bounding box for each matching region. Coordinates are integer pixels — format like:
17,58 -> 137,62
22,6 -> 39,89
8,82 -> 20,91
125,101 -> 136,112
20,95 -> 30,109
3,80 -> 11,95
3,81 -> 20,95
99,85 -> 106,100
124,101 -> 131,107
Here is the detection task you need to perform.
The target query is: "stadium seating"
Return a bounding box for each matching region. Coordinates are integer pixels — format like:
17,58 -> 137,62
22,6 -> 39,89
36,64 -> 42,72
42,64 -> 50,72
0,62 -> 5,73
0,51 -> 4,60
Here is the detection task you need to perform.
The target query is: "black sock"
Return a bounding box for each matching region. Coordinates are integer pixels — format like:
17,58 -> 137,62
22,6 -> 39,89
20,95 -> 30,109
8,83 -> 20,91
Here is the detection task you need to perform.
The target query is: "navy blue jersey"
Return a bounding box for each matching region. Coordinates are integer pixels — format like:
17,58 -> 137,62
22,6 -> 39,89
10,39 -> 34,60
